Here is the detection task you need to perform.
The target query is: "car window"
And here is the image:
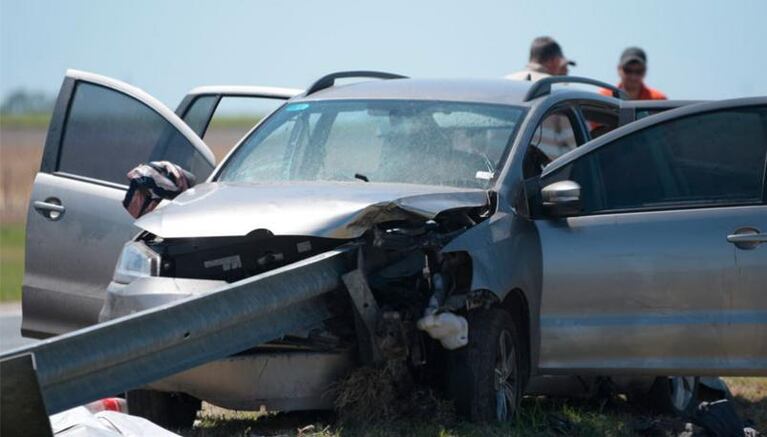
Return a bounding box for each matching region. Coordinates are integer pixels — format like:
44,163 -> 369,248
203,97 -> 285,160
524,109 -> 578,178
181,95 -> 218,137
550,106 -> 767,213
533,112 -> 577,160
58,82 -> 210,185
581,104 -> 619,139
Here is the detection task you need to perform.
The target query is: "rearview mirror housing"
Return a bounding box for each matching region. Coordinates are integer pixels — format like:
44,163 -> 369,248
541,180 -> 581,217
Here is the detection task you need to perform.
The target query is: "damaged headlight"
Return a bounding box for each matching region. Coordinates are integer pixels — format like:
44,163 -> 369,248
113,241 -> 160,284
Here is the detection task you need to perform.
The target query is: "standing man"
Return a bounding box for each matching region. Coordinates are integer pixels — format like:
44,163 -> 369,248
601,47 -> 667,100
506,36 -> 576,81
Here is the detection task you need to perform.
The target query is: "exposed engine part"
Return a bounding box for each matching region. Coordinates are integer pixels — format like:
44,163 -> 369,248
144,233 -> 344,282
417,312 -> 468,350
377,311 -> 410,359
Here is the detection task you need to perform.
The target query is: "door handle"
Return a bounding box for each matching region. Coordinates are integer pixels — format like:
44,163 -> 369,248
727,227 -> 766,250
33,198 -> 65,220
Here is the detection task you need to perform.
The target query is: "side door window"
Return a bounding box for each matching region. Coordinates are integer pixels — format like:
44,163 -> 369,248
524,108 -> 579,178
579,103 -> 619,140
176,88 -> 302,163
558,107 -> 767,214
57,82 -> 213,183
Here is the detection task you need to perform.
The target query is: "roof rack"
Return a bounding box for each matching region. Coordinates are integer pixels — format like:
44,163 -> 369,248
524,76 -> 628,101
305,70 -> 408,95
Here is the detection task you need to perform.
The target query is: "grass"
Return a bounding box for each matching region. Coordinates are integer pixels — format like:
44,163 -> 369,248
181,379 -> 767,436
0,223 -> 25,301
724,377 -> 767,428
0,112 -> 51,129
185,397 -> 639,437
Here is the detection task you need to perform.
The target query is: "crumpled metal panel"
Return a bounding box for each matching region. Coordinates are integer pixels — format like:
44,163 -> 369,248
135,181 -> 489,239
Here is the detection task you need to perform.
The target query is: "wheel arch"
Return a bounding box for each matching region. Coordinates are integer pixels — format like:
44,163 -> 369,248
499,288 -> 535,381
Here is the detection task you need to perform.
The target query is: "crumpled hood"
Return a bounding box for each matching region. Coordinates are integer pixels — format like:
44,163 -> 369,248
135,181 -> 489,239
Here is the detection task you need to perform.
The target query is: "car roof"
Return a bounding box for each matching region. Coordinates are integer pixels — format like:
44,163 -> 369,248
293,78 -> 554,106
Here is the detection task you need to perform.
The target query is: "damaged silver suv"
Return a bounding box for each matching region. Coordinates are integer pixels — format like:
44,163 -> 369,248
22,70 -> 767,427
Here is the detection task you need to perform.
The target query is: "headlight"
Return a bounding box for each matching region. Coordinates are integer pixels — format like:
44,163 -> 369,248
113,241 -> 160,284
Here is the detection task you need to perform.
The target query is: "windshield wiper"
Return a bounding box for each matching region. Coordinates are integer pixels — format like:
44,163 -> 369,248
354,173 -> 370,182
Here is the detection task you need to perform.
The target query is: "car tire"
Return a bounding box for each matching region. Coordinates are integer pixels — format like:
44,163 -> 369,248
445,308 -> 526,423
126,389 -> 201,430
649,376 -> 699,417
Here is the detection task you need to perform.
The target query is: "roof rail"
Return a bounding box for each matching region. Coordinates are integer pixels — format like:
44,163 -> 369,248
305,70 -> 408,95
524,76 -> 628,101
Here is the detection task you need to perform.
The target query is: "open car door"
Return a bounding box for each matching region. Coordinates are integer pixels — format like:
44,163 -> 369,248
22,70 -> 216,338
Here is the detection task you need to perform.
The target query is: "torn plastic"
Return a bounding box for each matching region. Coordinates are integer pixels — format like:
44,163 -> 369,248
417,312 -> 469,350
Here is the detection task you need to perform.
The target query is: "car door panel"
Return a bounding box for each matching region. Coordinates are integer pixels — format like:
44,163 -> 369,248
730,205 -> 767,366
535,100 -> 767,376
22,174 -> 137,337
22,70 -> 215,338
537,207 -> 752,375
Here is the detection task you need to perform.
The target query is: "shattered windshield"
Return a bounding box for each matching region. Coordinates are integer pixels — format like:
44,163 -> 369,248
217,99 -> 524,188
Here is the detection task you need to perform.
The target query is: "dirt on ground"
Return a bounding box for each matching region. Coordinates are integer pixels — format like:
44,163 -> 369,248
182,378 -> 766,437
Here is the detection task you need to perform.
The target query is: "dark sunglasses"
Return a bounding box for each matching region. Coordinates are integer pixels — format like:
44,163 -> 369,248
622,66 -> 646,75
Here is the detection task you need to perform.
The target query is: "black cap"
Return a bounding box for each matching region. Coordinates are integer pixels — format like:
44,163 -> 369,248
619,47 -> 647,67
530,36 -> 576,66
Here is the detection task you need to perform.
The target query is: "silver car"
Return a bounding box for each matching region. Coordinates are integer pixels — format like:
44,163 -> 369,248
22,70 -> 767,426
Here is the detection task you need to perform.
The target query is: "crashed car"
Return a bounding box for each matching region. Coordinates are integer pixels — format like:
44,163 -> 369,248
21,70 -> 767,427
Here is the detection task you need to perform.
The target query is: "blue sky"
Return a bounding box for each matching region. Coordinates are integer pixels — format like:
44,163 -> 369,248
1,0 -> 765,107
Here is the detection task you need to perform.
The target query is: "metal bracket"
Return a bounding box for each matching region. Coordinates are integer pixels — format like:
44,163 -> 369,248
342,268 -> 383,363
0,354 -> 53,437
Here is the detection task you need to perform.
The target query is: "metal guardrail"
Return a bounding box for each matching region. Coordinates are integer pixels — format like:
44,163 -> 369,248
0,247 -> 353,435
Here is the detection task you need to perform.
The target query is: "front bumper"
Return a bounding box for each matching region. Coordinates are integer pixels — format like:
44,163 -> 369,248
101,277 -> 354,411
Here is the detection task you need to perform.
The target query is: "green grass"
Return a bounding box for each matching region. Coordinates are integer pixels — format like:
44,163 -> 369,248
0,113 -> 52,129
185,396 -> 645,437
184,380 -> 767,436
0,223 -> 25,301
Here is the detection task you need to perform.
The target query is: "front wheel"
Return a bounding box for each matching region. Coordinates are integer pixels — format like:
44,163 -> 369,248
650,376 -> 699,417
446,308 -> 527,422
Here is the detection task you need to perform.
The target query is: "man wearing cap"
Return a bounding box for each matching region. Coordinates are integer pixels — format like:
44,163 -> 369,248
601,47 -> 667,100
506,36 -> 576,81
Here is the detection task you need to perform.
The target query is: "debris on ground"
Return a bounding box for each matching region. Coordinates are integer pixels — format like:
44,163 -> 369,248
330,359 -> 454,427
51,405 -> 180,436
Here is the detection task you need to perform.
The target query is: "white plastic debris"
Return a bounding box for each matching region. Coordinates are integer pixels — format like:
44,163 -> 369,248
417,312 -> 469,350
50,404 -> 180,437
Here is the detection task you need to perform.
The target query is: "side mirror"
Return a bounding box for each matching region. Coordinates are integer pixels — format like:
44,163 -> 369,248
541,180 -> 581,217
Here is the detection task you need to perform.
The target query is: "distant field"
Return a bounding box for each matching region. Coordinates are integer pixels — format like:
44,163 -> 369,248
0,113 -> 51,129
0,223 -> 24,301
